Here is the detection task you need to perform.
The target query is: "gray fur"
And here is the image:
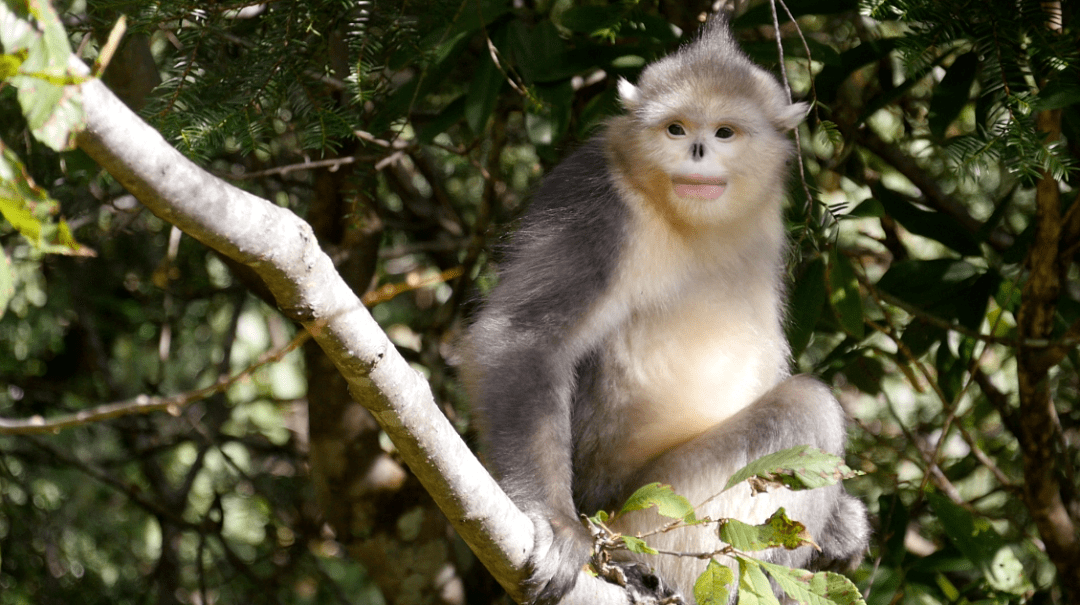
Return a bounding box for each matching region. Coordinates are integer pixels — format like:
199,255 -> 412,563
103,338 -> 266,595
463,17 -> 868,605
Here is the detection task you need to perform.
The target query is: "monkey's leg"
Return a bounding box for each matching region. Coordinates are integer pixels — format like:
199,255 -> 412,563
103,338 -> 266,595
612,375 -> 869,597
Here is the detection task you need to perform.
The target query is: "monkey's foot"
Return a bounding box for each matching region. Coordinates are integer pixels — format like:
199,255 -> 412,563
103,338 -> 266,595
593,558 -> 685,605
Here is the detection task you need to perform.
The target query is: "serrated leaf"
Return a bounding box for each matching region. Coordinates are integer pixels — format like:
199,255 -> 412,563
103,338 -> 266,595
827,252 -> 865,339
737,557 -> 782,605
694,559 -> 733,605
758,560 -> 866,605
621,535 -> 657,555
724,445 -> 861,492
718,508 -> 817,552
619,483 -> 698,523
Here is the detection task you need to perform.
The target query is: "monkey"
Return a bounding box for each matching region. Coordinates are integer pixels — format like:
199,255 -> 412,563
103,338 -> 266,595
462,17 -> 869,605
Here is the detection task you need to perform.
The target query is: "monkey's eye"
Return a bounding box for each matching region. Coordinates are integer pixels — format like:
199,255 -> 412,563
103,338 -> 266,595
666,123 -> 686,137
715,126 -> 736,139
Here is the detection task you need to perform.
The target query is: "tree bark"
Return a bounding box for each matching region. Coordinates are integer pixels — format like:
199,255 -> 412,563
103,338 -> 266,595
1015,105 -> 1080,603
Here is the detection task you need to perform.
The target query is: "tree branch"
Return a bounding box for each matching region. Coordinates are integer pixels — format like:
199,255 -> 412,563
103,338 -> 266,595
1014,104 -> 1080,597
70,65 -> 630,604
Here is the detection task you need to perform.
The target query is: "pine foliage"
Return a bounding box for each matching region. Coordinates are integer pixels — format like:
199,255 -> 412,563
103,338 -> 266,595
867,0 -> 1079,182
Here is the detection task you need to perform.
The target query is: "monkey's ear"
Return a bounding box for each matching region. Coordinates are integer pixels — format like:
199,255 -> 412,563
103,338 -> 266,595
777,102 -> 811,130
617,77 -> 641,109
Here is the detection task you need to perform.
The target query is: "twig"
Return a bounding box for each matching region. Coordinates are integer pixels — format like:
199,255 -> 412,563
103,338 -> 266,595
768,0 -> 815,214
0,328 -> 311,435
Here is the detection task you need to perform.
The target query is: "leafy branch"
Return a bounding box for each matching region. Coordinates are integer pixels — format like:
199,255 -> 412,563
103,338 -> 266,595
584,446 -> 865,605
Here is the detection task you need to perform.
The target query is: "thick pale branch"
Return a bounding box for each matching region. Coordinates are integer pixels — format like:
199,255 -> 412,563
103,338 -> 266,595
73,73 -> 538,599
71,69 -> 631,605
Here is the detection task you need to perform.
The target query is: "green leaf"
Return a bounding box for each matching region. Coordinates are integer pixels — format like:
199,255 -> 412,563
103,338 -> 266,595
723,445 -> 861,492
934,343 -> 965,403
718,508 -> 816,552
621,535 -> 657,555
900,320 -> 946,358
619,483 -> 698,523
872,185 -> 981,256
842,354 -> 886,396
737,557 -> 781,605
1035,78 -> 1080,112
847,198 -> 884,218
0,138 -> 88,255
876,259 -> 978,308
787,256 -> 826,359
507,20 -> 579,84
929,52 -> 978,139
0,247 -> 13,319
758,560 -> 866,605
814,39 -> 897,106
464,35 -> 507,134
374,29 -> 471,133
827,252 -> 865,339
926,492 -> 1032,594
0,49 -> 28,79
525,81 -> 574,146
416,96 -> 465,143
876,259 -> 998,330
694,559 -> 733,605
557,6 -> 624,37
0,1 -> 86,151
876,495 -> 910,568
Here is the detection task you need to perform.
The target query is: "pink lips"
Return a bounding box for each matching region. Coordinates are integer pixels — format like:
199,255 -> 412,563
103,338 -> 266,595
672,174 -> 727,200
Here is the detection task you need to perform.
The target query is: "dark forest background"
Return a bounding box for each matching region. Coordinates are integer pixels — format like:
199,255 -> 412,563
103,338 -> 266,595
1,1 -> 1079,604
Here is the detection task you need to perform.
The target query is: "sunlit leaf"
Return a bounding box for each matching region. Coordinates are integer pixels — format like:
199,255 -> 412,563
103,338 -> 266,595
737,557 -> 781,605
694,559 -> 733,605
758,560 -> 866,605
718,508 -> 817,552
619,482 -> 698,523
621,535 -> 657,555
724,445 -> 861,492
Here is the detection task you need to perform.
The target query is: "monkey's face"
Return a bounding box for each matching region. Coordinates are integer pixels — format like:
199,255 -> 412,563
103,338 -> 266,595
628,95 -> 796,227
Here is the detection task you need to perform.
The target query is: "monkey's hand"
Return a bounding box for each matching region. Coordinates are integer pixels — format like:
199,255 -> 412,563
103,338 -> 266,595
523,512 -> 594,605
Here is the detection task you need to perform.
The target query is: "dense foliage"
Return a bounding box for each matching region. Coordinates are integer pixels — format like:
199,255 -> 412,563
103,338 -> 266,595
1,0 -> 1078,604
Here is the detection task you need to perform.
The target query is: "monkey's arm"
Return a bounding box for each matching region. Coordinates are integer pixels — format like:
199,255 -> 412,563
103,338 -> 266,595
465,141 -> 628,604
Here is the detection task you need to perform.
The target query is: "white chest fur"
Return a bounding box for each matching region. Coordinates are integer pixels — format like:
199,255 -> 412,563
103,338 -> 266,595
591,189 -> 790,467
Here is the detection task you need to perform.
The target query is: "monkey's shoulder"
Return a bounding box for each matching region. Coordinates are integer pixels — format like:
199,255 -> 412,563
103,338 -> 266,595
520,139 -> 628,228
487,139 -> 630,323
